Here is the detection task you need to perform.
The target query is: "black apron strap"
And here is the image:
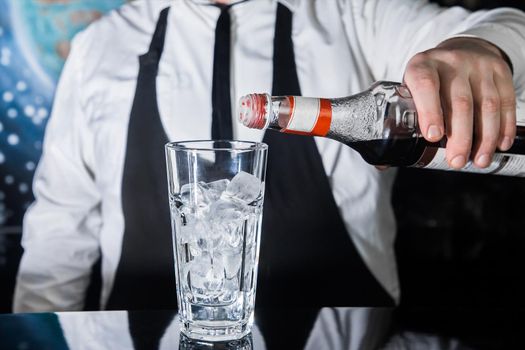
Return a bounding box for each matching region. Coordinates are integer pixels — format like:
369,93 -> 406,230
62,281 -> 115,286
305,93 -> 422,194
272,2 -> 300,95
211,4 -> 233,140
256,4 -> 393,347
148,7 -> 170,56
106,7 -> 174,310
257,3 -> 394,307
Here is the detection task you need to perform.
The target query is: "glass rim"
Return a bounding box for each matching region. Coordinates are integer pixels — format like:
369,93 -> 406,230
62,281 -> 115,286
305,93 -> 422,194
165,140 -> 268,152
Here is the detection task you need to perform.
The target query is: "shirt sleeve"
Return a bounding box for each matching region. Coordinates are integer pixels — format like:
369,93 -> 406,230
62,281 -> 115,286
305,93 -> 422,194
13,31 -> 102,312
347,0 -> 525,93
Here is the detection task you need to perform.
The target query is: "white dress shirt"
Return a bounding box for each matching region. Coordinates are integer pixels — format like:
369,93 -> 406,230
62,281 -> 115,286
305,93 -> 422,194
13,0 -> 525,311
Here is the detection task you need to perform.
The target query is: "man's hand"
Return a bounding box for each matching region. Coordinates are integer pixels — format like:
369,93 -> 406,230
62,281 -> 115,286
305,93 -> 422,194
404,37 -> 516,169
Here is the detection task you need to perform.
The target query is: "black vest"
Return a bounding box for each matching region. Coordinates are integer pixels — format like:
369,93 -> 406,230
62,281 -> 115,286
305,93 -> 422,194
106,4 -> 393,311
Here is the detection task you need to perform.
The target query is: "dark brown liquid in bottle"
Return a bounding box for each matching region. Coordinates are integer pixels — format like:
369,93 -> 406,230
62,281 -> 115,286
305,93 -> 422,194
350,126 -> 525,167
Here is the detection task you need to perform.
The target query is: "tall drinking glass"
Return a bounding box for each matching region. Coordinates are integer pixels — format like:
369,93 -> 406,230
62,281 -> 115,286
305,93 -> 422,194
165,140 -> 268,341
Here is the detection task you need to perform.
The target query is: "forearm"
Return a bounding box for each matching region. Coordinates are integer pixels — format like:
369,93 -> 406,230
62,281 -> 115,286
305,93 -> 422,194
447,8 -> 525,91
14,199 -> 102,312
352,0 -> 525,90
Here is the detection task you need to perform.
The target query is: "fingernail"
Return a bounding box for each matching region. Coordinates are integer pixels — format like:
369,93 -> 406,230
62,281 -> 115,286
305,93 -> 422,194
500,136 -> 513,151
450,155 -> 466,169
427,125 -> 442,140
476,154 -> 490,168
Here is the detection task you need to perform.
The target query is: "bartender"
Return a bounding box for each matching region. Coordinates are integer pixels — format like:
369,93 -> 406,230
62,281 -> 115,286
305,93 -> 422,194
13,0 -> 525,311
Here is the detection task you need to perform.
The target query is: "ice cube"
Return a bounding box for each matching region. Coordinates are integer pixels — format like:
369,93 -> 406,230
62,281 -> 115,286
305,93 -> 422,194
180,182 -> 211,214
178,224 -> 193,245
220,251 -> 242,279
206,199 -> 249,251
188,240 -> 202,257
176,208 -> 200,243
219,277 -> 239,304
179,204 -> 198,224
195,236 -> 221,253
188,254 -> 210,291
221,222 -> 243,248
223,171 -> 262,204
180,215 -> 207,239
204,179 -> 230,202
178,216 -> 213,256
187,252 -> 222,298
203,261 -> 225,292
209,199 -> 246,223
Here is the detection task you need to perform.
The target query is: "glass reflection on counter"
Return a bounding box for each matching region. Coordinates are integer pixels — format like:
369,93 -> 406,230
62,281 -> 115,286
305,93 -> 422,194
0,307 -> 514,349
58,310 -> 265,350
179,333 -> 254,350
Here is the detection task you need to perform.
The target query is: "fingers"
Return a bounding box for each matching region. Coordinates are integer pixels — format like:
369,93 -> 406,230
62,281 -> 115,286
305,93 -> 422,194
405,41 -> 516,171
404,54 -> 445,143
494,64 -> 517,151
441,72 -> 474,169
470,74 -> 501,168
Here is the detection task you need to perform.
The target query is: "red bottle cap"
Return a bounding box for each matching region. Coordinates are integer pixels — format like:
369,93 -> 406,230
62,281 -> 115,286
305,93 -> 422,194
238,93 -> 270,129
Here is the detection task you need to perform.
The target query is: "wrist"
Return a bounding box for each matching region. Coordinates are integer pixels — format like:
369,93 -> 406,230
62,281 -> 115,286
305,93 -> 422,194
437,37 -> 513,73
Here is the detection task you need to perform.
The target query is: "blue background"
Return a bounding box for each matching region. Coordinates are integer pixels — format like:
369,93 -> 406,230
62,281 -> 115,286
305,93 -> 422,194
0,0 -> 125,232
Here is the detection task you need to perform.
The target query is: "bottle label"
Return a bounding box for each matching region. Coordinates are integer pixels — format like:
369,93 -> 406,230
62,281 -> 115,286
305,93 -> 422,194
283,97 -> 332,136
416,147 -> 525,176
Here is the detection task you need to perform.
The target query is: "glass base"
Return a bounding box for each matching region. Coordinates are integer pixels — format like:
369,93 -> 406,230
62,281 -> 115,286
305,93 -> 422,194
181,321 -> 251,342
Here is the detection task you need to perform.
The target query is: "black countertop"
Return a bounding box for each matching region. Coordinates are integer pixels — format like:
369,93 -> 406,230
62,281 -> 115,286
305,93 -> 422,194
1,307 -> 524,350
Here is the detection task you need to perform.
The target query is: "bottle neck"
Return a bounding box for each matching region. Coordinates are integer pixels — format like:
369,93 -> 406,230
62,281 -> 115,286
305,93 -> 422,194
268,96 -> 333,136
238,81 -> 421,143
